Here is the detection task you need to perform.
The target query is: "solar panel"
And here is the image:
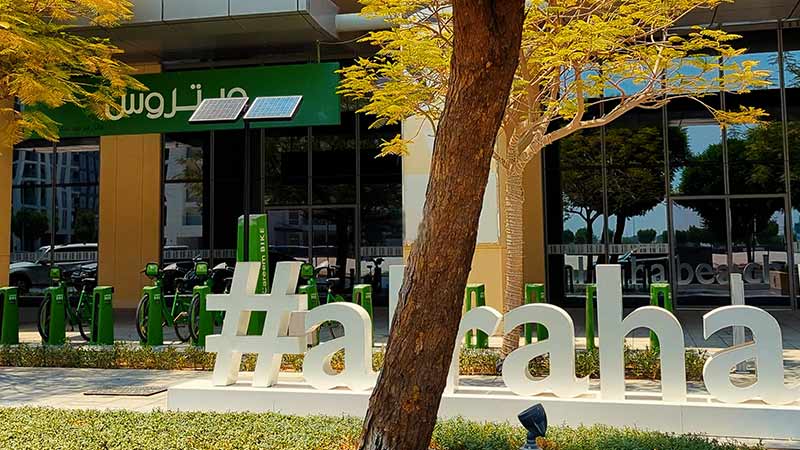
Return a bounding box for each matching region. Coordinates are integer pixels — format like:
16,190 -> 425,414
243,95 -> 303,121
189,97 -> 249,123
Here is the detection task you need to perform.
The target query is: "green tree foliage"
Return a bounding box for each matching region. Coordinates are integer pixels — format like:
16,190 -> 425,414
11,208 -> 49,249
340,0 -> 770,354
560,125 -> 688,245
677,121 -> 795,260
0,0 -> 144,146
72,208 -> 98,243
637,228 -> 658,244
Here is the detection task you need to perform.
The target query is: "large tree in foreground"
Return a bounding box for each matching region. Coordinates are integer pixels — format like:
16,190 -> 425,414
0,0 -> 143,147
357,2 -> 526,450
341,0 -> 769,357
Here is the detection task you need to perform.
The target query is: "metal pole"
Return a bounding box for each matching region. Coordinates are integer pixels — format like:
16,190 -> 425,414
209,131 -> 216,265
777,22 -> 797,310
243,121 -> 251,261
158,134 -> 165,267
50,142 -> 57,267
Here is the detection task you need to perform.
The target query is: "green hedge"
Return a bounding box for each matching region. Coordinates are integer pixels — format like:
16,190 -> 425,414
0,344 -> 708,380
0,408 -> 760,450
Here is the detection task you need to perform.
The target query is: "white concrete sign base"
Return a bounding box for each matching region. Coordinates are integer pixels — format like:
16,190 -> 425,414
167,379 -> 800,441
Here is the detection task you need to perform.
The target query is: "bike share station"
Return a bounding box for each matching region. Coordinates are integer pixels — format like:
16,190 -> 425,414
0,137 -> 117,347
0,263 -> 115,347
137,95 -> 351,347
37,266 -> 116,346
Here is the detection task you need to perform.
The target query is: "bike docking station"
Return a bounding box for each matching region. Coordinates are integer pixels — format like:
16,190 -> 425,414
192,282 -> 214,347
0,286 -> 19,345
142,262 -> 165,346
89,286 -> 115,345
184,94 -> 315,348
169,263 -> 800,442
43,267 -> 67,345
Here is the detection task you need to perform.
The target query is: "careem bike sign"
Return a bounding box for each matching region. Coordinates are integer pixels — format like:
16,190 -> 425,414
207,262 -> 798,406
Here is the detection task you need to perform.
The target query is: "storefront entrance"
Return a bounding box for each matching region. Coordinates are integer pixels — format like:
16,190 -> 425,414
162,111 -> 402,304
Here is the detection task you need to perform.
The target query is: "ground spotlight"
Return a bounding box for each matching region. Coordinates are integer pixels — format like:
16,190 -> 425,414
518,403 -> 547,450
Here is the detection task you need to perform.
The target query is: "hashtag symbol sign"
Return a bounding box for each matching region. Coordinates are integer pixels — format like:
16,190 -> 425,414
206,261 -> 306,387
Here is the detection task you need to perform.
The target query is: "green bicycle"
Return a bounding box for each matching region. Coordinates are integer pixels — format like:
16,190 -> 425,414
187,261 -> 234,341
136,259 -> 208,343
37,266 -> 93,342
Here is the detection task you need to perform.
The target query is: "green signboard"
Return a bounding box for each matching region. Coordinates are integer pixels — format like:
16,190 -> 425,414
44,63 -> 341,137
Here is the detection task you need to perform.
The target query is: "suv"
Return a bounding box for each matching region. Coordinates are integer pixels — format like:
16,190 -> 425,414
10,243 -> 98,295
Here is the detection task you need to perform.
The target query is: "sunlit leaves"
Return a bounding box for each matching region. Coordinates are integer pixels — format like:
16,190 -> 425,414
340,0 -> 770,171
0,0 -> 142,145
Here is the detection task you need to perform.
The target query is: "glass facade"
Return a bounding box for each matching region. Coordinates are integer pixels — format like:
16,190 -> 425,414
10,138 -> 100,294
160,109 -> 402,303
11,138 -> 100,256
545,25 -> 799,309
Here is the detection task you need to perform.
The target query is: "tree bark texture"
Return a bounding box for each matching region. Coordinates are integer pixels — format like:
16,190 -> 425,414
501,172 -> 525,357
358,2 -> 526,449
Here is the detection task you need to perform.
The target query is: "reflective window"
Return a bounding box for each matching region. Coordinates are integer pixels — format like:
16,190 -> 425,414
668,97 -> 723,196
10,139 -> 100,295
672,200 -> 729,306
267,209 -> 309,261
730,199 -> 790,308
312,112 -> 357,204
359,114 -> 402,300
163,133 -> 209,262
264,127 -> 308,206
312,208 -> 356,297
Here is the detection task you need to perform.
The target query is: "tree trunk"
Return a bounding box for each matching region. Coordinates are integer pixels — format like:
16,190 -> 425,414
358,2 -> 526,450
501,171 -> 525,357
610,214 -> 626,264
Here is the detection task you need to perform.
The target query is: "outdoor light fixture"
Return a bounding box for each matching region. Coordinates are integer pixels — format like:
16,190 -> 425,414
518,403 -> 547,450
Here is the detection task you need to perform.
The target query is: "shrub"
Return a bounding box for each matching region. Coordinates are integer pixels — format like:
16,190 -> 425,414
0,408 -> 761,450
0,343 -> 708,381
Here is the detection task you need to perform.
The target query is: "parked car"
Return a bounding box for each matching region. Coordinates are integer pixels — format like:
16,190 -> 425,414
9,243 -> 98,295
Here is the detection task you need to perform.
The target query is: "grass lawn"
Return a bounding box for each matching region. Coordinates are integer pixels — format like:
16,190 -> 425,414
0,407 -> 761,450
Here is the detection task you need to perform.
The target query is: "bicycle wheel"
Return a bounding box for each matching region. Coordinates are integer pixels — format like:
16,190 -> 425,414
37,297 -> 51,341
135,295 -> 149,341
188,293 -> 201,342
173,313 -> 191,343
172,296 -> 192,343
76,295 -> 92,342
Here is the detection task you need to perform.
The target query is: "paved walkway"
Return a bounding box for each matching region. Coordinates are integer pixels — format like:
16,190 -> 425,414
0,367 -> 205,411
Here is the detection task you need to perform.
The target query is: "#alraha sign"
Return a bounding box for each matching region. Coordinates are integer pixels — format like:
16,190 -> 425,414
207,262 -> 799,406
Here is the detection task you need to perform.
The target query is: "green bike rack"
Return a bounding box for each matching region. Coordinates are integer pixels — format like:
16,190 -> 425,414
352,284 -> 374,321
353,284 -> 374,345
44,284 -> 67,346
524,283 -> 547,344
143,286 -> 163,346
0,287 -> 19,345
585,284 -> 598,352
300,283 -> 320,310
90,286 -> 115,345
464,284 -> 488,349
193,285 -> 213,347
649,282 -> 673,352
299,282 -> 320,345
238,214 -> 270,335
